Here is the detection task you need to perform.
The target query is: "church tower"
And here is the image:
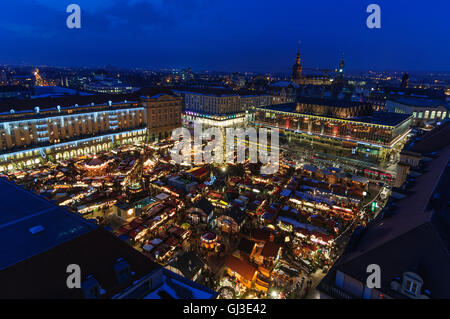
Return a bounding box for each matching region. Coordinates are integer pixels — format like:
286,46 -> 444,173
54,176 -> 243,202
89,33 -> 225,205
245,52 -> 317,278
292,41 -> 303,84
400,72 -> 409,88
337,52 -> 345,81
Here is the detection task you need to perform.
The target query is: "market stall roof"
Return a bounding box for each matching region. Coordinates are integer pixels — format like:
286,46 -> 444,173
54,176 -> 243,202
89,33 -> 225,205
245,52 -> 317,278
143,244 -> 154,252
155,193 -> 170,201
224,255 -> 257,281
250,228 -> 273,242
237,238 -> 255,255
165,236 -> 179,247
168,251 -> 205,280
351,175 -> 369,184
261,242 -> 281,258
302,164 -> 317,173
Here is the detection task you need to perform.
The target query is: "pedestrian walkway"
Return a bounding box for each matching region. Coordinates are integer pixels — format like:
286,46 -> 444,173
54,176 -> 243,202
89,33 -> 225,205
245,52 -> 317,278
304,269 -> 326,299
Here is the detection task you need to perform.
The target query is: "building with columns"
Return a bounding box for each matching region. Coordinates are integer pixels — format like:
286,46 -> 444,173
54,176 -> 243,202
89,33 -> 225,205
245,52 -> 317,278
254,97 -> 412,164
0,88 -> 182,171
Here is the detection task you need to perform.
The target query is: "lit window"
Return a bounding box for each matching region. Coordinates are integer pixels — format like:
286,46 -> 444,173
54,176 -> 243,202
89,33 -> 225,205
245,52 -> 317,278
424,111 -> 429,119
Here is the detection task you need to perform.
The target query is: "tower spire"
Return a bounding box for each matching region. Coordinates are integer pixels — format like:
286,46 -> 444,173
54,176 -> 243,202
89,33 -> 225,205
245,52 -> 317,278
292,40 -> 303,84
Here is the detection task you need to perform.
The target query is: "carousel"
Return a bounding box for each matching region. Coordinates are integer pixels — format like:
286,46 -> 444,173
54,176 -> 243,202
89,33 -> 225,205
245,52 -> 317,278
81,156 -> 108,176
200,232 -> 217,250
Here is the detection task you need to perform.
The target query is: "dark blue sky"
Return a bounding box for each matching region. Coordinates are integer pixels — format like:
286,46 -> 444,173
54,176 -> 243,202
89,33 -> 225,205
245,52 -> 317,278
1,0 -> 449,73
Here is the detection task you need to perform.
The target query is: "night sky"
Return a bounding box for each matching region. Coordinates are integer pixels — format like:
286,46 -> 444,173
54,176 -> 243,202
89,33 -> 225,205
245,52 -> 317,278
1,0 -> 449,73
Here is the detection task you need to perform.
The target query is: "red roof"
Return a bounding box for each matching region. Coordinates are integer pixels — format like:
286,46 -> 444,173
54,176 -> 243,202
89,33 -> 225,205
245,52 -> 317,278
250,228 -> 272,242
129,218 -> 144,228
165,236 -> 179,247
190,167 -> 209,178
261,242 -> 281,258
295,227 -> 311,236
224,255 -> 256,281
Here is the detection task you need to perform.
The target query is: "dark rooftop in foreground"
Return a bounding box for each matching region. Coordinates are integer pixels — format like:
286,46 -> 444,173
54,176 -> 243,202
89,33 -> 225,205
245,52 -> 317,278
0,178 -> 162,298
0,227 -> 161,298
0,178 -> 95,270
0,178 -> 218,299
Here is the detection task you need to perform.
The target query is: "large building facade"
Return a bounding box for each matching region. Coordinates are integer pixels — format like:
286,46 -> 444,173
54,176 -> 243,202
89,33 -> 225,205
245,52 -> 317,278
175,88 -> 272,115
254,97 -> 412,164
174,88 -> 270,128
143,93 -> 182,141
0,88 -> 181,171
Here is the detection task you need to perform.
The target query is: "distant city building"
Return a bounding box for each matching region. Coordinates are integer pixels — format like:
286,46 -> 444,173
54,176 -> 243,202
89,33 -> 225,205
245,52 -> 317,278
369,86 -> 447,110
385,97 -> 449,126
291,42 -> 303,84
291,44 -> 333,86
400,72 -> 409,89
0,69 -> 10,86
31,86 -> 93,99
336,53 -> 345,84
175,88 -> 271,115
84,79 -> 138,94
11,74 -> 34,87
174,88 -> 271,127
0,85 -> 32,100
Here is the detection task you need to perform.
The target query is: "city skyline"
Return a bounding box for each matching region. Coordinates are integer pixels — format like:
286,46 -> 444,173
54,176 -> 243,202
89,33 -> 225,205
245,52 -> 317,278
0,0 -> 449,304
1,0 -> 450,73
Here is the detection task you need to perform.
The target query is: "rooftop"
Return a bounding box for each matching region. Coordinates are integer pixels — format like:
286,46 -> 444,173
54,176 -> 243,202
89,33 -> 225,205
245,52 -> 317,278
143,269 -> 217,299
0,87 -> 177,114
173,87 -> 268,97
390,97 -> 450,109
0,178 -> 95,270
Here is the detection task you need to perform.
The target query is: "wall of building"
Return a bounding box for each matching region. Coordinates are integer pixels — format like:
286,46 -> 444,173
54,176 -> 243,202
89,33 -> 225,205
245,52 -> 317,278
0,93 -> 183,170
144,94 -> 182,142
386,100 -> 449,125
181,91 -> 271,115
